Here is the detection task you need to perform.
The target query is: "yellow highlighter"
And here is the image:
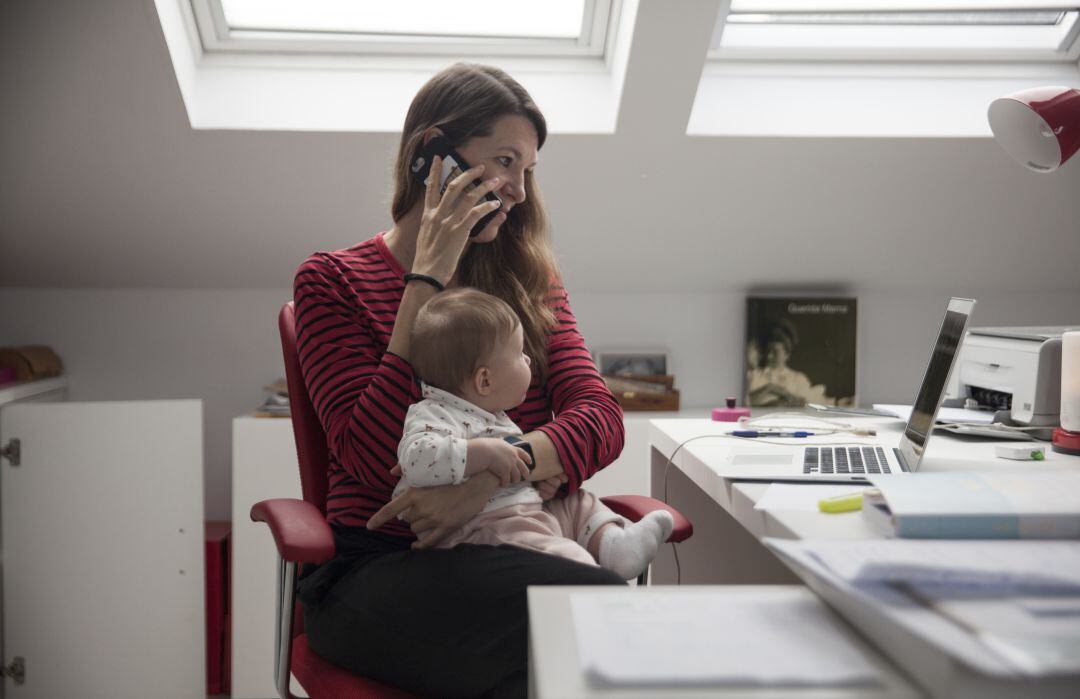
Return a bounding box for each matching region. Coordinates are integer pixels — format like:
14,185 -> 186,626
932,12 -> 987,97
818,490 -> 876,514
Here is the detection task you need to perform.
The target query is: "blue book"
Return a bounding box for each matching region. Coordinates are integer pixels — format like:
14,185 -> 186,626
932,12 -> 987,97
863,472 -> 1080,539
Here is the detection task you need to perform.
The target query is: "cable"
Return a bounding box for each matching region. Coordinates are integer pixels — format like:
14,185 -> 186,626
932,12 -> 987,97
940,422 -> 1049,432
659,431 -> 877,585
736,412 -> 878,436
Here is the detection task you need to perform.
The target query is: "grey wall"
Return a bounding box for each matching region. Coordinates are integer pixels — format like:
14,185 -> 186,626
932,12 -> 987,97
2,1 -> 1079,519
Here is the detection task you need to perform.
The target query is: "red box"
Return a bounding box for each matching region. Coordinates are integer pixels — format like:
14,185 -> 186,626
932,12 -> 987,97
205,521 -> 231,695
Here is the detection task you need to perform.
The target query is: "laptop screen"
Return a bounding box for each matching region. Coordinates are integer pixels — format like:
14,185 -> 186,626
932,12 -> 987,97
899,298 -> 976,468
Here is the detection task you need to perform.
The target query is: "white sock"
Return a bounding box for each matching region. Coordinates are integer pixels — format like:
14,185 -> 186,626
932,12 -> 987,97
598,510 -> 674,580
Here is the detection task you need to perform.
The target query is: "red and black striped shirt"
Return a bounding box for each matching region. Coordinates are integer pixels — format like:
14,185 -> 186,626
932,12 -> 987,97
293,232 -> 625,538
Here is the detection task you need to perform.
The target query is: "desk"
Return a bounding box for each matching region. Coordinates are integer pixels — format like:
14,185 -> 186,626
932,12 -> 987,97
527,585 -> 920,699
647,416 -> 1080,585
647,416 -> 1080,697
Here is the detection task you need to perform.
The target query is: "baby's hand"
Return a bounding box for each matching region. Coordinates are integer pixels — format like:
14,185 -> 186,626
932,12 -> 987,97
471,438 -> 531,487
536,473 -> 568,501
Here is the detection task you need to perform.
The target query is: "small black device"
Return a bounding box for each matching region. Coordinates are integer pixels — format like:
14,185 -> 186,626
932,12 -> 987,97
409,136 -> 503,238
502,435 -> 535,472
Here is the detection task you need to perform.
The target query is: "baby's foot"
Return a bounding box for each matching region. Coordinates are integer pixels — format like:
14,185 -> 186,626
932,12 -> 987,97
598,510 -> 674,580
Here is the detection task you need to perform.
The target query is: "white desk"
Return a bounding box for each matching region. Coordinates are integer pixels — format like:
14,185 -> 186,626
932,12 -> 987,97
646,416 -> 1080,698
527,586 -> 920,699
646,416 -> 1080,584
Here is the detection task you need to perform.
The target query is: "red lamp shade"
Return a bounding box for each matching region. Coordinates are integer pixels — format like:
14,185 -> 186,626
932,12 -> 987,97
988,86 -> 1080,173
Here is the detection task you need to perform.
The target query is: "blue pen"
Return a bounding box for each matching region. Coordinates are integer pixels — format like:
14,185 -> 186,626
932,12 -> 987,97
731,430 -> 814,438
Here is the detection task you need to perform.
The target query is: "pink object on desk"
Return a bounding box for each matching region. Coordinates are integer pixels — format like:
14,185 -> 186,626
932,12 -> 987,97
0,367 -> 16,385
712,396 -> 751,422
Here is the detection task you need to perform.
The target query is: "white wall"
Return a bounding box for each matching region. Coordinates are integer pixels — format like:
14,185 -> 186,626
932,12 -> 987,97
0,289 -> 287,520
3,285 -> 1078,520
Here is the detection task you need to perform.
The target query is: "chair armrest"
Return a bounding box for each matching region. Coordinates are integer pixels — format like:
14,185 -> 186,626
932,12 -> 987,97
599,495 -> 693,543
250,498 -> 336,564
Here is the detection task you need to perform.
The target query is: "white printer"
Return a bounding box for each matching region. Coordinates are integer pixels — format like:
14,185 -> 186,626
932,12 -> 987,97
948,326 -> 1080,427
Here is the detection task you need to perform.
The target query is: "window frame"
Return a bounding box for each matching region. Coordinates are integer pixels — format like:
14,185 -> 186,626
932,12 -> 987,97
708,2 -> 1080,64
188,0 -> 618,58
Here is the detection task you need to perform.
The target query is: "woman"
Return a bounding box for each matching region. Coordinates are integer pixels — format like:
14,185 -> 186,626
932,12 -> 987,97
292,63 -> 626,698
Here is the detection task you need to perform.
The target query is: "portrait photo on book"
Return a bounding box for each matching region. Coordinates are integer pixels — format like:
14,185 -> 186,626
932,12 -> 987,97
744,296 -> 857,408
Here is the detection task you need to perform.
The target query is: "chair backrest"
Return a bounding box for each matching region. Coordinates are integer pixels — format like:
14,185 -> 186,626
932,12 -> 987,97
279,302 -> 331,514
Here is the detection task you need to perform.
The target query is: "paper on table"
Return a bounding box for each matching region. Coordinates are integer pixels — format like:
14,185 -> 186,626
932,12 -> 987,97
805,540 -> 1080,592
873,404 -> 995,425
754,483 -> 870,512
570,592 -> 881,687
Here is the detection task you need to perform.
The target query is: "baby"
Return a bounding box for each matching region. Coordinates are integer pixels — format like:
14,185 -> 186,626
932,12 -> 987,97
394,287 -> 673,580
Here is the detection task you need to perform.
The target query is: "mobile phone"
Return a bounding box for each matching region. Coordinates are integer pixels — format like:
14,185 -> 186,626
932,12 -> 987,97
409,136 -> 503,237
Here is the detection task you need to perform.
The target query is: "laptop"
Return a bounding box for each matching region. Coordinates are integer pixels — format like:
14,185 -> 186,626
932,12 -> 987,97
719,297 -> 976,483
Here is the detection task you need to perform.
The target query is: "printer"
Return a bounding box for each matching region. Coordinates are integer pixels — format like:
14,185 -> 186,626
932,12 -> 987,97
948,326 -> 1079,427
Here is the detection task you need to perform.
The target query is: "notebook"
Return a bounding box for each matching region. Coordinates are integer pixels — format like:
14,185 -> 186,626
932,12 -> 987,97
863,471 -> 1080,539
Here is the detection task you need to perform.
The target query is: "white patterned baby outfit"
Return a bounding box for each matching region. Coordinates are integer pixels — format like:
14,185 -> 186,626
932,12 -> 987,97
395,383 -> 624,566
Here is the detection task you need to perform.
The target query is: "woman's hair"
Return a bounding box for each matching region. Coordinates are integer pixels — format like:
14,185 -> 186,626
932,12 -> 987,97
391,63 -> 558,382
410,288 -> 521,394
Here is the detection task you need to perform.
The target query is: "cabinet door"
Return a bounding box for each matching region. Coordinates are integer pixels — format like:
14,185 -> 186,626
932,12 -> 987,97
1,400 -> 204,699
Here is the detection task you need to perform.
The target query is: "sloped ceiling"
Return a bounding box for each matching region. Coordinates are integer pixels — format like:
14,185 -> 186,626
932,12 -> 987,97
2,0 -> 1079,293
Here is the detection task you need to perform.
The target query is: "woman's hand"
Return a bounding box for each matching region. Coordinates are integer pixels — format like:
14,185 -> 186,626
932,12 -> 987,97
411,155 -> 505,285
367,467 -> 500,549
536,472 -> 568,501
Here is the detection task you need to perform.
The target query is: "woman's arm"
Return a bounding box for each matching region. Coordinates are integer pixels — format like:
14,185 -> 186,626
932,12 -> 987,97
524,285 -> 625,492
294,253 -> 422,492
293,161 -> 502,501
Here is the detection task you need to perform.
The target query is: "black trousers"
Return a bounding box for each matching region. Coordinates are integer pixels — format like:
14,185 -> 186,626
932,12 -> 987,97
299,525 -> 624,699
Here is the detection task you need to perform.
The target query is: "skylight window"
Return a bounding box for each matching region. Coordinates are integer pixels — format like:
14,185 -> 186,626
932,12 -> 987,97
190,0 -> 613,57
710,1 -> 1080,59
220,0 -> 584,39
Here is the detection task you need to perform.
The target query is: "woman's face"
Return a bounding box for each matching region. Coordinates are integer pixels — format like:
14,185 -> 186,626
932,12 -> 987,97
455,115 -> 539,244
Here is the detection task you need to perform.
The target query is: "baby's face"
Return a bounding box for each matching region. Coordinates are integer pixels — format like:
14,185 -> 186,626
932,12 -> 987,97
484,324 -> 533,411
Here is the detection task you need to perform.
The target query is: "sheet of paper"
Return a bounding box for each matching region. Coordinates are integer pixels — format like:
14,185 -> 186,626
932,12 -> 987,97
873,404 -> 995,424
906,587 -> 1080,675
754,483 -> 870,512
570,592 -> 881,687
804,540 -> 1080,592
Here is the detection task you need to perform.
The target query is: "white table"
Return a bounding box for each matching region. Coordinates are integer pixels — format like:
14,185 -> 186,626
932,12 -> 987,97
646,416 -> 1080,698
527,586 -> 920,699
646,415 -> 1080,584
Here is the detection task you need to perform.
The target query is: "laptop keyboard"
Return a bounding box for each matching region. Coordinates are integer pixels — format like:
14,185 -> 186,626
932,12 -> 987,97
803,446 -> 890,475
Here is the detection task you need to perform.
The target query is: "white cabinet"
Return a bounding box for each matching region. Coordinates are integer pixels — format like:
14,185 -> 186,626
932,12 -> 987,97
230,409 -> 708,698
0,380 -> 205,699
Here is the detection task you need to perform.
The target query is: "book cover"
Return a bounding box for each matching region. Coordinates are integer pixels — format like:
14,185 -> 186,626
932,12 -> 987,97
744,297 -> 857,408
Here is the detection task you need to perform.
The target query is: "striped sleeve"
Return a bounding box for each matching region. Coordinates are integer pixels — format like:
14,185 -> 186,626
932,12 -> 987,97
534,286 -> 625,494
293,252 -> 419,491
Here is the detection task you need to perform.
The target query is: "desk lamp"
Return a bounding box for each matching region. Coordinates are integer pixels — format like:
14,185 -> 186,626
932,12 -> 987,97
988,87 -> 1080,454
988,85 -> 1080,172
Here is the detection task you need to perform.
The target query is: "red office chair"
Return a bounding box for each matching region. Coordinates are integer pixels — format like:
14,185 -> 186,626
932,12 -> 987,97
251,302 -> 693,699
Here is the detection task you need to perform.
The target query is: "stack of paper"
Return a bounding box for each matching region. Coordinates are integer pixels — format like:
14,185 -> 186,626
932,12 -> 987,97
804,539 -> 1080,593
767,538 -> 1080,678
570,591 -> 881,687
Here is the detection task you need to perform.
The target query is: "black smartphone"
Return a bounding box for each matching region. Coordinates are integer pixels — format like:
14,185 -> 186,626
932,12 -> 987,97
409,136 -> 503,237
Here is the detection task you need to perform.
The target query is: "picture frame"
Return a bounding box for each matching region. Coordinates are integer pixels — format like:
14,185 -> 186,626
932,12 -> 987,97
744,296 -> 857,408
595,350 -> 669,377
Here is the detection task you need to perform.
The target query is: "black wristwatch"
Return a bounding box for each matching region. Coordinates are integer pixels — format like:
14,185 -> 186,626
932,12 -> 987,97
503,435 -> 536,472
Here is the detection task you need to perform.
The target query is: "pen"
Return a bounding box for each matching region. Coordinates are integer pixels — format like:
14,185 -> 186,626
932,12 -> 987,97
730,430 -> 814,438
